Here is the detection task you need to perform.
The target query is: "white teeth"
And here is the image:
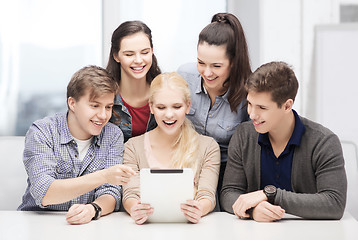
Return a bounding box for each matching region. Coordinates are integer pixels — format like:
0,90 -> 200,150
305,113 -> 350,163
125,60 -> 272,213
93,121 -> 103,126
132,66 -> 144,70
164,120 -> 176,125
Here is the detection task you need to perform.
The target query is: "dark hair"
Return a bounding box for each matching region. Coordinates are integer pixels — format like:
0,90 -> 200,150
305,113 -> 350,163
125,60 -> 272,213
198,13 -> 252,112
106,20 -> 161,85
67,65 -> 119,107
245,61 -> 299,107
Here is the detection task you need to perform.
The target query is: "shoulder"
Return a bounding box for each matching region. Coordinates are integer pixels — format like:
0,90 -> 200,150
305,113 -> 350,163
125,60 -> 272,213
29,112 -> 66,136
100,121 -> 124,142
300,116 -> 338,143
177,62 -> 200,84
124,134 -> 145,150
197,134 -> 220,150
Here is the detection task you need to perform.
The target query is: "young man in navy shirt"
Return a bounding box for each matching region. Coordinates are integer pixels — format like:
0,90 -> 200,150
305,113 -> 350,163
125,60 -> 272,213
221,61 -> 347,221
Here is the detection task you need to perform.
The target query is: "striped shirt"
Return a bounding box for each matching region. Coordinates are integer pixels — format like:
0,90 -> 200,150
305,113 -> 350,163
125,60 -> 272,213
18,112 -> 124,211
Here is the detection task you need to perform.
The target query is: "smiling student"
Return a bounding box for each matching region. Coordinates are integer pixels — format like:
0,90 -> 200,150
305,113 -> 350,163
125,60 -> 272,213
178,13 -> 252,202
106,21 -> 161,142
221,61 -> 347,222
18,66 -> 136,225
122,72 -> 220,224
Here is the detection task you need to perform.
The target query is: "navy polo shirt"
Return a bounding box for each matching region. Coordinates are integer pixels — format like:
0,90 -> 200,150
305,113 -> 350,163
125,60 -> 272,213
259,110 -> 306,191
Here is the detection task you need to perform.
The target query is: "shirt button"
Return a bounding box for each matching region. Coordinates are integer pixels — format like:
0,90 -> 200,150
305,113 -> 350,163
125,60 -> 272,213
75,155 -> 78,158
209,114 -> 212,117
275,161 -> 279,165
89,154 -> 93,158
276,174 -> 280,179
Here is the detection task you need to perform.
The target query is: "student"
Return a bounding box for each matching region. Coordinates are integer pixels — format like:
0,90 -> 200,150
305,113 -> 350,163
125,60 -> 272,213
107,20 -> 161,143
221,61 -> 347,221
122,72 -> 220,224
18,66 -> 136,225
177,13 -> 252,198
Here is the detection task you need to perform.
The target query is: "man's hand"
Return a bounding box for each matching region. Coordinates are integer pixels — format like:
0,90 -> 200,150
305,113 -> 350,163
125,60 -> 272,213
102,164 -> 136,185
252,201 -> 285,222
232,190 -> 267,218
66,204 -> 95,225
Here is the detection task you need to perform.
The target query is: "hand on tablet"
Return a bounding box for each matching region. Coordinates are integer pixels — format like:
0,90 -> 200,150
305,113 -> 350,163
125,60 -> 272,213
181,200 -> 203,224
130,202 -> 154,225
103,164 -> 136,185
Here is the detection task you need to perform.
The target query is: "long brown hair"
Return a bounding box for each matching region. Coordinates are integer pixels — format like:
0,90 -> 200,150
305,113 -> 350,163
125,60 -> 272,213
199,13 -> 252,112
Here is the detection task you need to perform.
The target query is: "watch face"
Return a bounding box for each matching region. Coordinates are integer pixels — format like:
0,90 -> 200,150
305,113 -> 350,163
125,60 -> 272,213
265,185 -> 276,194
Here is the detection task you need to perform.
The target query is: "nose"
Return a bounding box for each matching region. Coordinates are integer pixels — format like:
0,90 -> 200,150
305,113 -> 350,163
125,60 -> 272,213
203,66 -> 213,77
165,108 -> 174,118
134,53 -> 143,63
97,107 -> 107,120
249,107 -> 257,121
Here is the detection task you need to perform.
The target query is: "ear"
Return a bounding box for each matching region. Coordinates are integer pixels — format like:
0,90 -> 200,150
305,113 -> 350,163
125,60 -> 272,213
68,97 -> 76,112
113,53 -> 120,63
283,99 -> 294,112
185,101 -> 191,114
149,103 -> 154,114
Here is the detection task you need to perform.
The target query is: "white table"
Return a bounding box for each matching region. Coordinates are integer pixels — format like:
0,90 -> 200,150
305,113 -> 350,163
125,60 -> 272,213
0,211 -> 357,240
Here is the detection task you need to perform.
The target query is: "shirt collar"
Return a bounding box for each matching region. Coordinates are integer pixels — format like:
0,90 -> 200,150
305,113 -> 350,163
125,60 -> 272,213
59,112 -> 100,146
258,109 -> 306,147
196,77 -> 230,103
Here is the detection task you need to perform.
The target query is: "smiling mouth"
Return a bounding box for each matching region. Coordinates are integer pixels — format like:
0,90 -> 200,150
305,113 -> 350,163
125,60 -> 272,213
131,66 -> 145,71
92,121 -> 104,126
205,76 -> 217,81
163,120 -> 177,126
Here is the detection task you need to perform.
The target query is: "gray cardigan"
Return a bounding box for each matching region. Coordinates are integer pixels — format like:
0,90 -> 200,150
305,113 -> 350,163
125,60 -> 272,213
220,115 -> 347,219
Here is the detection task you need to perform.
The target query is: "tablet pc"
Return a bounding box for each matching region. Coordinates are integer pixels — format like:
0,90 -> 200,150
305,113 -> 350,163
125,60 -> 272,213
140,168 -> 194,223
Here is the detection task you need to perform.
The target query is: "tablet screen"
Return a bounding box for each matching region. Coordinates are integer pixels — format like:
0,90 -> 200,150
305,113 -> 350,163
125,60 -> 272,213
140,168 -> 194,223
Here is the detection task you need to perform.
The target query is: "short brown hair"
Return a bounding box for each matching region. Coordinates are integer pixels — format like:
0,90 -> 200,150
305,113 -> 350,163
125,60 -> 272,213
67,65 -> 119,105
245,61 -> 298,107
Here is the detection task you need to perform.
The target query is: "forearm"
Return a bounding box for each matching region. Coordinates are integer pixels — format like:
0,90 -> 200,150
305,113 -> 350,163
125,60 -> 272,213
123,197 -> 140,214
42,169 -> 106,206
93,194 -> 116,216
199,198 -> 212,216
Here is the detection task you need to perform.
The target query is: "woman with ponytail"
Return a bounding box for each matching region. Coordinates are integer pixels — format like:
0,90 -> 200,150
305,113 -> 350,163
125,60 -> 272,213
178,13 -> 252,204
122,72 -> 220,224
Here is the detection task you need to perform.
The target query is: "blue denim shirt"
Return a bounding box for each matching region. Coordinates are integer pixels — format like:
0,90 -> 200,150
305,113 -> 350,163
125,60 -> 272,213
178,63 -> 249,163
18,112 -> 123,211
110,94 -> 157,143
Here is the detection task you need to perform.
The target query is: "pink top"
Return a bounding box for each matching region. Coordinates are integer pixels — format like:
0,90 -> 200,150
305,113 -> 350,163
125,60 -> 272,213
144,132 -> 167,169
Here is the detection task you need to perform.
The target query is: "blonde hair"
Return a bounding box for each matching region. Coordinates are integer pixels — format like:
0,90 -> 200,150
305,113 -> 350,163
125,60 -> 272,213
149,72 -> 199,171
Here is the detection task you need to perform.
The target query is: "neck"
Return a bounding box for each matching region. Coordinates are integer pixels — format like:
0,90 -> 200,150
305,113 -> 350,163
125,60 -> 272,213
150,127 -> 180,147
268,111 -> 295,146
67,111 -> 91,140
205,85 -> 228,107
120,74 -> 150,107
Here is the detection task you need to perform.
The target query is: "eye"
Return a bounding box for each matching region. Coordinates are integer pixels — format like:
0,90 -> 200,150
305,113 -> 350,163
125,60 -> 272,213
142,51 -> 149,55
259,106 -> 267,110
173,105 -> 182,109
197,61 -> 204,65
106,106 -> 113,110
91,104 -> 98,108
213,65 -> 222,68
157,106 -> 165,110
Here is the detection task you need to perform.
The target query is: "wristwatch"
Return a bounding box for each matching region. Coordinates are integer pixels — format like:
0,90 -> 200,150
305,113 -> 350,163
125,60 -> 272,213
264,185 -> 277,204
90,202 -> 102,220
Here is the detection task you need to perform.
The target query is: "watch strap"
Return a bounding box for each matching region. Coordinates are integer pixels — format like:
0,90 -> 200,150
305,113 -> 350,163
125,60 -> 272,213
90,202 -> 101,220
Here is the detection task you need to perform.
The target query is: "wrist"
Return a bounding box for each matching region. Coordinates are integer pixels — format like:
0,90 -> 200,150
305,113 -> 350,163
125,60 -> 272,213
89,202 -> 102,220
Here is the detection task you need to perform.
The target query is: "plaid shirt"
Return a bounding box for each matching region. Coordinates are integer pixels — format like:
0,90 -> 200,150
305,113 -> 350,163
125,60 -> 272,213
18,112 -> 123,211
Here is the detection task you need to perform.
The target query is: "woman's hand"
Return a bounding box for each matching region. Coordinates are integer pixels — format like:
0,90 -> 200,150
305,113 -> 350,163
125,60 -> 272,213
66,204 -> 95,225
180,200 -> 203,224
129,202 -> 154,225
